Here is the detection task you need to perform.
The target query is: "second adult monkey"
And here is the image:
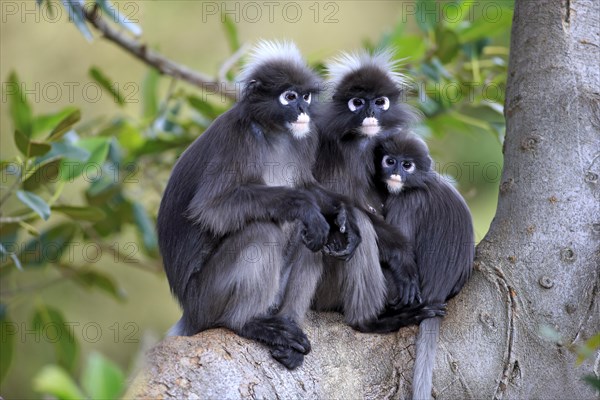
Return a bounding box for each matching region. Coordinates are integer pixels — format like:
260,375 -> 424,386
312,50 -> 444,332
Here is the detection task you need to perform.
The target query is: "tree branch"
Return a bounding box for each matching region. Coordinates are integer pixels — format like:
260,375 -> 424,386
80,4 -> 237,100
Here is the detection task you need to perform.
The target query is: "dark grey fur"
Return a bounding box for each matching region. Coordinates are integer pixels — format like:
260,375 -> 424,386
157,42 -> 360,370
375,133 -> 474,399
312,55 -> 445,332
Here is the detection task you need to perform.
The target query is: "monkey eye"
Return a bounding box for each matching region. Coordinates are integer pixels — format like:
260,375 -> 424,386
348,98 -> 365,112
279,90 -> 298,105
374,97 -> 390,111
303,93 -> 311,104
382,155 -> 396,167
402,161 -> 415,172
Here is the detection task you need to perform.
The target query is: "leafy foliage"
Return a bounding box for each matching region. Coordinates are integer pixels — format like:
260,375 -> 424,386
378,0 -> 512,141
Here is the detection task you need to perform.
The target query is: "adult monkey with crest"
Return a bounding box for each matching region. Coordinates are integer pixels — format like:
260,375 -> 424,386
157,41 -> 360,370
312,50 -> 445,332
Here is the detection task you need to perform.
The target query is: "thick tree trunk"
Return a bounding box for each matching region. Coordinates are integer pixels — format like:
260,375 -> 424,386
126,1 -> 599,398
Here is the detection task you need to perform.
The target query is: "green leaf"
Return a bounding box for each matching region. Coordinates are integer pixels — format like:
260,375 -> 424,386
132,136 -> 192,157
415,0 -> 437,32
32,306 -> 79,373
23,160 -> 61,192
85,179 -> 120,206
222,14 -> 240,52
583,375 -> 600,390
0,309 -> 14,383
96,0 -> 142,36
117,123 -> 145,152
37,141 -> 90,166
52,205 -> 107,222
142,69 -> 160,119
89,66 -> 125,105
16,190 -> 51,220
436,28 -> 460,63
6,71 -> 33,137
576,333 -> 600,364
391,35 -> 427,63
70,268 -> 126,301
81,352 -> 125,400
458,7 -> 514,43
33,365 -> 85,400
61,0 -> 93,41
59,137 -> 110,182
14,130 -> 52,158
18,223 -> 78,267
32,107 -> 78,137
47,109 -> 81,141
187,95 -> 222,119
132,201 -> 158,253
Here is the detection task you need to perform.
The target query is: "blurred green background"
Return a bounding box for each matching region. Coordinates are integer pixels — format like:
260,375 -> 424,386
0,1 -> 510,398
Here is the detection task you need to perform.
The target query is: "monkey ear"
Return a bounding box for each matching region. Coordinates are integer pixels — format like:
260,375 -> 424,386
425,155 -> 433,170
243,79 -> 261,97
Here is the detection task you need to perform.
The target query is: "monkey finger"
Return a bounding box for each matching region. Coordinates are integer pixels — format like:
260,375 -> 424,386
415,292 -> 423,305
334,207 -> 348,233
271,346 -> 304,370
401,285 -> 412,306
407,285 -> 416,304
322,245 -> 352,261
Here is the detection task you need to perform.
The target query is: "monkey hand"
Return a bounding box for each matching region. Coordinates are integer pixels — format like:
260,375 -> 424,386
322,206 -> 362,260
299,207 -> 330,252
388,275 -> 421,308
385,257 -> 421,308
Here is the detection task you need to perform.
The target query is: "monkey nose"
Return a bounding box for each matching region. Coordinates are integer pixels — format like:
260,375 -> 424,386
389,174 -> 402,183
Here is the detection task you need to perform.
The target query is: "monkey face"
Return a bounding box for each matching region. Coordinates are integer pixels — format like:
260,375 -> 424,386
376,134 -> 433,193
380,154 -> 417,193
347,96 -> 390,136
278,89 -> 313,138
242,60 -> 321,139
332,66 -> 407,138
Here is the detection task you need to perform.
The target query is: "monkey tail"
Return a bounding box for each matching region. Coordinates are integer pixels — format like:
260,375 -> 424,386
412,317 -> 441,400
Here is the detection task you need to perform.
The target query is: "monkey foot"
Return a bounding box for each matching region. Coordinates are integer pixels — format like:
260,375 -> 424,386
240,315 -> 311,355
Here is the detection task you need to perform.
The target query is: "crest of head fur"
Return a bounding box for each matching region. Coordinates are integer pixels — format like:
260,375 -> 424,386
237,40 -> 308,85
326,48 -> 409,92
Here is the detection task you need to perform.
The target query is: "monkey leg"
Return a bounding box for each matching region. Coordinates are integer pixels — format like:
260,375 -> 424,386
267,238 -> 324,368
313,211 -> 387,326
177,222 -> 282,331
180,222 -> 318,369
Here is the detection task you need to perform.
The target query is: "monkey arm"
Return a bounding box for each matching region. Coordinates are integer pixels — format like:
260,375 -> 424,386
368,213 -> 421,306
187,183 -> 329,252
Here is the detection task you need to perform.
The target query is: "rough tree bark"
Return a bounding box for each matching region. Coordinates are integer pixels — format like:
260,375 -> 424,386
127,1 -> 599,398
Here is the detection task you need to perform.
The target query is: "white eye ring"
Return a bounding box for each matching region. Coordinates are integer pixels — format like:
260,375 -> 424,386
303,93 -> 311,104
375,97 -> 390,111
279,90 -> 298,105
382,155 -> 396,167
348,98 -> 365,112
402,161 -> 416,173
